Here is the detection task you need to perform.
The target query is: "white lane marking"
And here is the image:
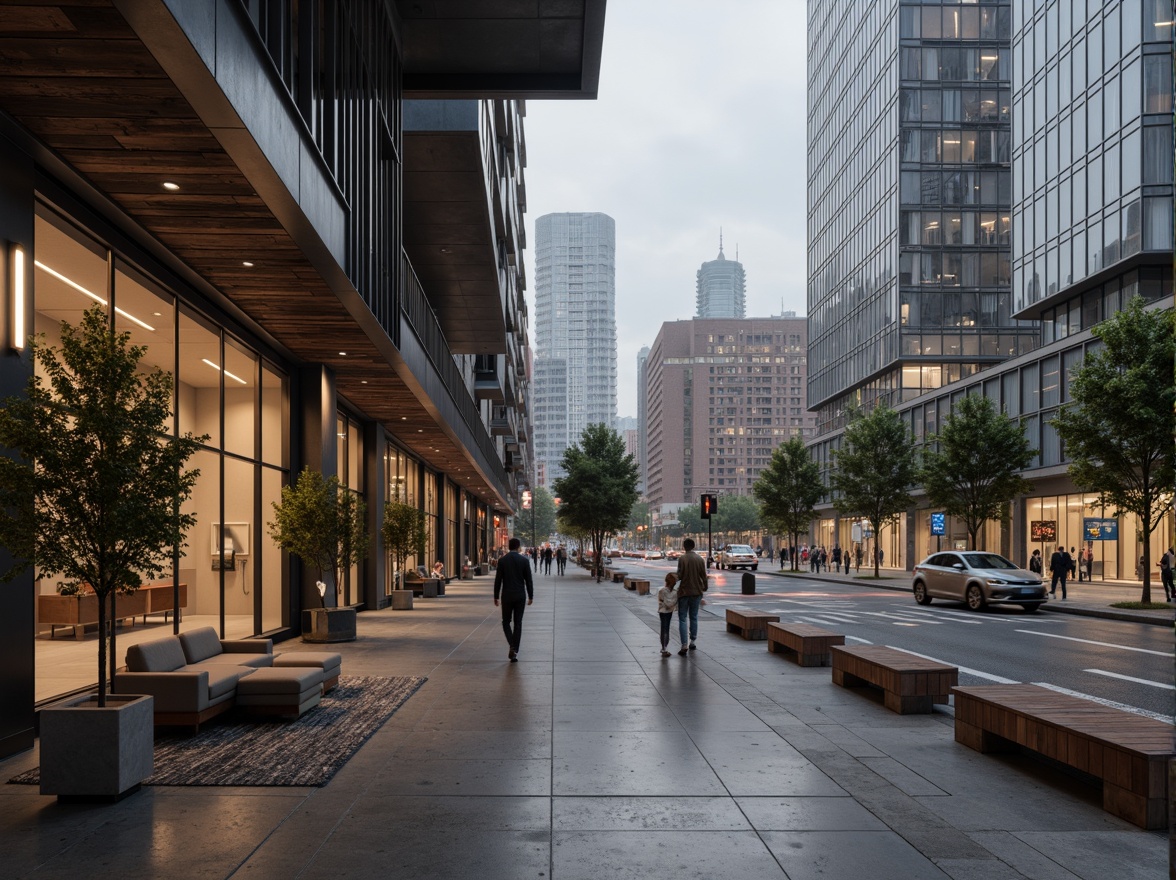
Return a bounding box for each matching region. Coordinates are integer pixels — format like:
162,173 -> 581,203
1033,682 -> 1175,724
865,611 -> 944,624
1083,669 -> 1176,690
892,607 -> 984,625
845,635 -> 872,644
796,617 -> 847,627
884,646 -> 1020,684
1015,629 -> 1174,657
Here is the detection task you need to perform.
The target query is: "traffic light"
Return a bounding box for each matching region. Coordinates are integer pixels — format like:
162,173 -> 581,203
700,493 -> 717,519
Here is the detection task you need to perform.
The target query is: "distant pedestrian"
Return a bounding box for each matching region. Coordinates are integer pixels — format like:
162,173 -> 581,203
494,537 -> 534,661
1161,548 -> 1174,602
675,538 -> 708,655
831,545 -> 842,570
1069,548 -> 1077,580
855,545 -> 863,571
556,545 -> 567,575
1048,545 -> 1071,600
1028,549 -> 1042,575
844,551 -> 852,575
657,573 -> 679,657
542,545 -> 553,575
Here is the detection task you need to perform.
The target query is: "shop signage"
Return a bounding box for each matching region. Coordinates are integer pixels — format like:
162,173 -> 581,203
1083,518 -> 1118,541
1030,520 -> 1057,541
930,512 -> 945,536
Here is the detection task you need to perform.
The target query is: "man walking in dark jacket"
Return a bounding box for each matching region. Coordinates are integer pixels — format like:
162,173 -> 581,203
1048,546 -> 1071,600
494,537 -> 534,661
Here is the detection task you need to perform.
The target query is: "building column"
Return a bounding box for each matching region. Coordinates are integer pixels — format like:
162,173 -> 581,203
297,363 -> 338,610
363,423 -> 388,609
0,133 -> 35,760
1009,496 -> 1026,568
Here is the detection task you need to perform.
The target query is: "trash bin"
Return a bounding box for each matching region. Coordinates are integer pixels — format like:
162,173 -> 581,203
741,572 -> 755,595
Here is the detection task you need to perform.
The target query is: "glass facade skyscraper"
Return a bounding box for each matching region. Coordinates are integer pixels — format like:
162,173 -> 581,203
808,1 -> 1035,434
696,244 -> 747,318
532,212 -> 618,487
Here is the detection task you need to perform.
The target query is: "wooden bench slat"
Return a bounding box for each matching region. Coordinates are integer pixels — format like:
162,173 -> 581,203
830,645 -> 958,715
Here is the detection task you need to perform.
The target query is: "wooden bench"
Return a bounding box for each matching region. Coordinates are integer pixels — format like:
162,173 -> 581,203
610,570 -> 628,583
766,622 -> 844,666
632,579 -> 650,596
724,609 -> 780,640
953,684 -> 1173,830
830,645 -> 957,714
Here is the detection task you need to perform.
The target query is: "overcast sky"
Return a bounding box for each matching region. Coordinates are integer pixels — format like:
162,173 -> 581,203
522,1 -> 809,419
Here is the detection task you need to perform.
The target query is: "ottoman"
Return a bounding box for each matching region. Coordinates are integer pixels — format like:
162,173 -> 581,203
273,651 -> 343,692
235,666 -> 324,719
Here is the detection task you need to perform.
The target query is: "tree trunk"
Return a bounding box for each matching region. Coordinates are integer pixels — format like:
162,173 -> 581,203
108,590 -> 118,696
96,590 -> 108,708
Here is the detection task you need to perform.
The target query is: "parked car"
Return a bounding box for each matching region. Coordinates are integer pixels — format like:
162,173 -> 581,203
643,548 -> 664,560
665,549 -> 682,560
911,551 -> 1047,612
716,544 -> 758,571
605,547 -> 622,558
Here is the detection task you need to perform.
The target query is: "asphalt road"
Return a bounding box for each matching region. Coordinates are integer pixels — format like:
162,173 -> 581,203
608,557 -> 1176,721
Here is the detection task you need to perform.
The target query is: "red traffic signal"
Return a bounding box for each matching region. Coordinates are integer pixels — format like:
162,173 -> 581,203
700,493 -> 717,519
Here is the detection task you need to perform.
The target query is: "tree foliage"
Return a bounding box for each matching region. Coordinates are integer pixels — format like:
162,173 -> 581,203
830,403 -> 918,576
754,437 -> 823,570
921,395 -> 1035,551
268,467 -> 369,606
381,500 -> 427,589
519,485 -> 557,547
0,306 -> 204,705
1051,298 -> 1175,602
552,423 -> 639,581
717,494 -> 761,540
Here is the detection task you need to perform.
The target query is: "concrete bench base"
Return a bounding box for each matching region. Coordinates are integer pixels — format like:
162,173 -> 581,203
830,645 -> 957,714
767,622 -> 844,666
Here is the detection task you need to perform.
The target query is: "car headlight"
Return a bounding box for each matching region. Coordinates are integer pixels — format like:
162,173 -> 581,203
986,578 -> 1007,586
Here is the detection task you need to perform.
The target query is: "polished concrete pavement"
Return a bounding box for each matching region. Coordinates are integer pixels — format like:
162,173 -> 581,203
0,565 -> 1168,879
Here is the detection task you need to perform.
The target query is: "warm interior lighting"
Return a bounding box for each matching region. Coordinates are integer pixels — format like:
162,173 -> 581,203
202,358 -> 247,385
338,351 -> 347,356
11,244 -> 26,350
162,181 -> 180,192
34,260 -> 155,331
242,261 -> 254,268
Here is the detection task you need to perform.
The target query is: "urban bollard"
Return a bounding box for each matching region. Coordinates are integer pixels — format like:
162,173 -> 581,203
742,572 -> 755,595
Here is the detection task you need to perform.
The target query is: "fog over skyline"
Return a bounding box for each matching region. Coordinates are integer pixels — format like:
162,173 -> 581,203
522,1 -> 809,420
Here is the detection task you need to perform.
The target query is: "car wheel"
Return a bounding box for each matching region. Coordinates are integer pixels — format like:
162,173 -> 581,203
752,565 -> 758,571
1020,603 -> 1041,613
913,581 -> 932,605
966,584 -> 987,611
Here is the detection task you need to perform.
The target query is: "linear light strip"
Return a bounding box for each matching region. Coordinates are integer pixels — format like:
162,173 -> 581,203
34,259 -> 156,332
12,245 -> 25,349
202,358 -> 247,385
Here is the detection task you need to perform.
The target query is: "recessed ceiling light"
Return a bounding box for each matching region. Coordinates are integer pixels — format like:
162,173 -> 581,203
361,380 -> 368,384
339,351 -> 347,356
417,429 -> 423,433
162,181 -> 180,191
401,416 -> 407,421
242,261 -> 254,267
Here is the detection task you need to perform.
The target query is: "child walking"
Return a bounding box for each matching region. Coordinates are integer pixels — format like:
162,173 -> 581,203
657,572 -> 679,657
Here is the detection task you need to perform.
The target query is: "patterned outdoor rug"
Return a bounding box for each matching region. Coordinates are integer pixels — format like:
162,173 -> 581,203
10,675 -> 425,788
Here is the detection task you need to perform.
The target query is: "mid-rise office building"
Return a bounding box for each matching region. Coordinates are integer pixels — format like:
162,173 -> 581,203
532,212 -> 618,486
696,241 -> 747,318
0,1 -> 605,759
636,345 -> 651,494
806,1 -> 1173,573
644,316 -> 815,509
808,1 -> 1035,435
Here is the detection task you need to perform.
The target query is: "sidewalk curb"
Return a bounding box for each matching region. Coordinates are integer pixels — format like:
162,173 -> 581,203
759,568 -> 1174,627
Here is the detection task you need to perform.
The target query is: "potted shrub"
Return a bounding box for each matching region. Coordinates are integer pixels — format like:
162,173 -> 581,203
381,500 -> 427,609
268,467 -> 368,641
0,306 -> 204,799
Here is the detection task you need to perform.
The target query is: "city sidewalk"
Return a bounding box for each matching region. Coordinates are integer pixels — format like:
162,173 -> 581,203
0,564 -> 1167,879
762,565 -> 1176,627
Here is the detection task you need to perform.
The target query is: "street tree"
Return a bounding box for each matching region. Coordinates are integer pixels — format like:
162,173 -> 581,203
381,500 -> 427,590
0,306 -> 204,705
553,423 -> 639,581
718,494 -> 761,542
921,395 -> 1035,551
520,485 -> 557,548
1051,298 -> 1175,603
754,436 -> 823,571
831,403 -> 918,577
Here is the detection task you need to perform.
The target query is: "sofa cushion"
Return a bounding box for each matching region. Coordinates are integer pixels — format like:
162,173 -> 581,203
187,654 -> 273,671
125,636 -> 187,673
178,626 -> 225,663
207,666 -> 249,701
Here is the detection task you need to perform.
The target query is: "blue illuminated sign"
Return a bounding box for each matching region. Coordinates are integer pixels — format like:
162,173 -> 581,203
930,512 -> 945,536
1083,518 -> 1118,541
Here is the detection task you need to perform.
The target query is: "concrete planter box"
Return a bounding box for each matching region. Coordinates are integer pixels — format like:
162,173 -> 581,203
39,693 -> 154,801
390,590 -> 413,610
302,606 -> 357,643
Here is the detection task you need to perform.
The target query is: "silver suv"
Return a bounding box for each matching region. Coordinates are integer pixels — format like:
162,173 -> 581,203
716,544 -> 758,571
912,552 -> 1047,613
